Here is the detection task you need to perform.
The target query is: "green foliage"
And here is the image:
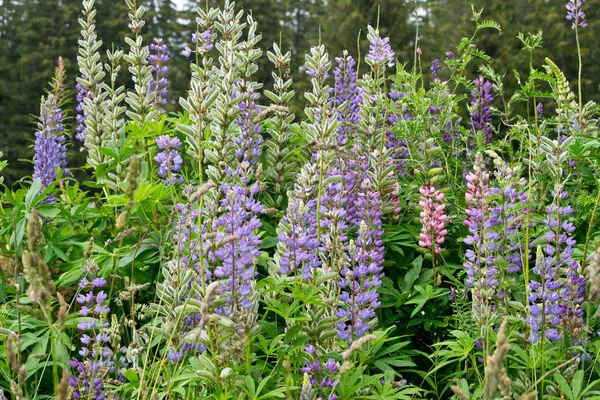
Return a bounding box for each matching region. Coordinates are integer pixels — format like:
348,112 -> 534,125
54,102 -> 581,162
3,0 -> 600,399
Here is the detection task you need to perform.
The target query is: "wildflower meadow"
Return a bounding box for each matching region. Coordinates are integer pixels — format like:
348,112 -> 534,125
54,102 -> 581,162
2,0 -> 600,399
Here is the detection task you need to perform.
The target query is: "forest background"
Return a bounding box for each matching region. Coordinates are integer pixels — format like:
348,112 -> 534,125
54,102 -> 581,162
1,0 -> 598,184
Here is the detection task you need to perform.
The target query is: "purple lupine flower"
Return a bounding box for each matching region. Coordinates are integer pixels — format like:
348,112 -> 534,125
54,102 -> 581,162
468,76 -> 494,145
301,346 -> 339,397
183,30 -> 214,57
487,160 -> 529,280
191,30 -> 214,55
277,199 -> 322,280
148,38 -> 169,107
234,87 -> 264,175
75,79 -> 90,143
385,81 -> 412,177
366,34 -> 395,68
330,51 -> 362,145
450,286 -> 456,300
496,182 -> 528,274
431,58 -> 441,80
340,155 -> 368,227
463,166 -> 492,288
337,187 -> 384,343
418,184 -> 448,255
536,102 -> 544,119
154,135 -> 184,185
446,51 -> 454,60
566,0 -> 588,29
463,157 -> 501,326
320,165 -> 350,243
167,348 -> 182,362
213,183 -> 263,316
69,261 -> 114,399
301,373 -> 316,400
166,196 -> 214,361
441,118 -> 462,151
33,94 -> 68,203
526,248 -> 547,343
527,189 -> 585,343
173,201 -> 212,280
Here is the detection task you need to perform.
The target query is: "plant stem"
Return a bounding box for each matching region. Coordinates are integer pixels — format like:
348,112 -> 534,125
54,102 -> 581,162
582,181 -> 600,274
575,25 -> 583,121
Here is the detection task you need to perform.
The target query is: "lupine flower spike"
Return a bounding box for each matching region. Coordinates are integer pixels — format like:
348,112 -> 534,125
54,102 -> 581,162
33,95 -> 68,203
366,28 -> 395,69
418,183 -> 448,255
337,186 -> 384,343
468,77 -> 494,147
330,51 -> 361,145
431,59 -> 441,81
463,154 -> 500,330
528,188 -> 585,343
75,79 -> 90,143
69,260 -> 116,399
149,38 -> 170,107
154,135 -> 184,185
566,0 -> 587,29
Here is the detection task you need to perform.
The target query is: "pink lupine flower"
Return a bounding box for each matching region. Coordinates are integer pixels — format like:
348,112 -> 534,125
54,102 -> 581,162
418,184 -> 448,254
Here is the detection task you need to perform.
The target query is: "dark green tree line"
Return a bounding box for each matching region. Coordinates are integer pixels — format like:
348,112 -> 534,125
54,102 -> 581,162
1,0 -> 598,184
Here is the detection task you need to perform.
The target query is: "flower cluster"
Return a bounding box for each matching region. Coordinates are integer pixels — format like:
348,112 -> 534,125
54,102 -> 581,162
468,76 -> 494,145
69,262 -> 115,399
340,156 -> 368,226
173,201 -> 211,280
418,184 -> 448,255
154,135 -> 184,185
337,187 -> 384,343
463,155 -> 500,326
431,58 -> 440,80
148,37 -> 169,107
384,91 -> 411,178
213,184 -> 263,316
366,31 -> 395,69
488,158 -> 529,278
163,185 -> 220,362
319,166 -> 351,271
277,199 -> 321,279
75,80 -> 90,143
301,373 -> 316,400
166,310 -> 208,362
566,0 -> 587,29
330,52 -> 362,145
183,30 -> 214,57
235,87 -> 264,173
528,190 -> 586,343
497,187 -> 527,275
301,345 -> 339,400
33,94 -> 68,203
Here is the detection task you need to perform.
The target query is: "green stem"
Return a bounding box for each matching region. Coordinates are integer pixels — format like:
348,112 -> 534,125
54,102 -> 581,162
316,154 -> 324,243
530,50 -> 537,127
412,1 -> 419,76
582,182 -> 600,273
575,26 -> 583,120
